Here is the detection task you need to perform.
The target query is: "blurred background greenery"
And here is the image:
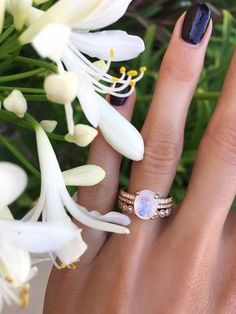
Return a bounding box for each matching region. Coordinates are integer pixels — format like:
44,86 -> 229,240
0,0 -> 236,217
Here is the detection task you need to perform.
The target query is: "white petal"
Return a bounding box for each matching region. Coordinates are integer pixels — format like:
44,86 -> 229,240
97,96 -> 144,161
63,165 -> 105,186
75,0 -> 132,30
0,240 -> 31,284
25,7 -> 43,26
0,162 -> 27,210
56,228 -> 87,265
62,49 -> 100,127
32,23 -> 71,62
40,120 -> 57,133
90,211 -> 131,226
20,0 -> 101,44
6,0 -> 32,30
70,30 -> 145,61
61,189 -> 130,234
65,124 -> 98,147
0,207 -> 14,220
0,220 -> 81,254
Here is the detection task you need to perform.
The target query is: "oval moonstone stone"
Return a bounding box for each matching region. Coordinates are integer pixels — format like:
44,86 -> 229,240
134,190 -> 158,220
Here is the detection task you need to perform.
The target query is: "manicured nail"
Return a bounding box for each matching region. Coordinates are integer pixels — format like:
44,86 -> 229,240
110,82 -> 131,107
181,3 -> 211,45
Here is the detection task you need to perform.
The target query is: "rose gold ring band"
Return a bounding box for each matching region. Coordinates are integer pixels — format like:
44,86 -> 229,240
118,190 -> 174,220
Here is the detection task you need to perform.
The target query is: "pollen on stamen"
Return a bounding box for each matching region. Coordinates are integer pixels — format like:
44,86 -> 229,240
127,70 -> 138,77
71,263 -> 77,270
19,285 -> 29,308
129,80 -> 136,87
5,275 -> 13,283
120,66 -> 126,74
140,66 -> 147,73
60,263 -> 66,269
112,77 -> 119,83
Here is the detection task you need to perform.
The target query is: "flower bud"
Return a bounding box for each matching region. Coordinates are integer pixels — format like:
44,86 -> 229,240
40,120 -> 57,133
7,0 -> 32,30
44,72 -> 78,104
3,90 -> 27,118
65,124 -> 98,147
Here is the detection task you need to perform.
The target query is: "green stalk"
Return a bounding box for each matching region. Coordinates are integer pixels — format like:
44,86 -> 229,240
0,68 -> 45,83
0,86 -> 45,94
0,134 -> 40,177
0,25 -> 15,45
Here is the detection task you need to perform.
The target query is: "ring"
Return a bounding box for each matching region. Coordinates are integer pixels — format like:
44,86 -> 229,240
118,190 -> 174,220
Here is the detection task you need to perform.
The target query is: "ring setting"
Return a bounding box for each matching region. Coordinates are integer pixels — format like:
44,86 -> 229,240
118,190 -> 173,220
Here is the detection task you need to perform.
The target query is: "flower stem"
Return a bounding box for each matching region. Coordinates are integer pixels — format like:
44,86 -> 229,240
0,68 -> 45,83
0,86 -> 45,94
0,25 -> 15,45
1,56 -> 57,72
0,134 -> 40,178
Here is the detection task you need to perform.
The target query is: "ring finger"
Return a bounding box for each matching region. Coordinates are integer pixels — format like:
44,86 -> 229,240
129,5 -> 212,226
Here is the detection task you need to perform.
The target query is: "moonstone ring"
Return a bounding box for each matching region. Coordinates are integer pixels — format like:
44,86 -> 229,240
118,190 -> 174,220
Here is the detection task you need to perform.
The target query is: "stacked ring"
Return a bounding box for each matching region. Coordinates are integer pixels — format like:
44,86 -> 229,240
118,190 -> 174,220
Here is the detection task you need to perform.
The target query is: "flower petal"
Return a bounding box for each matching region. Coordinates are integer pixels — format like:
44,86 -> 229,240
63,165 -> 105,186
20,0 -> 101,44
0,162 -> 27,210
63,48 -> 101,126
61,189 -> 130,234
0,220 -> 82,254
65,124 -> 98,147
56,228 -> 87,265
70,30 -> 145,61
0,207 -> 14,220
75,0 -> 132,30
0,239 -> 31,284
97,96 -> 144,161
90,211 -> 131,226
32,23 -> 71,62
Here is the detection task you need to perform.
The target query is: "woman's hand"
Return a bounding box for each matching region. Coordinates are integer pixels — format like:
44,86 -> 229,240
44,5 -> 236,314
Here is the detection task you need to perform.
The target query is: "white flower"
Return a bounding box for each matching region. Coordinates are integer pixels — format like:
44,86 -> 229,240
0,162 -> 91,310
23,125 -> 130,268
63,165 -> 105,186
3,90 -> 27,118
20,0 -> 145,161
65,124 -> 98,147
6,0 -> 32,30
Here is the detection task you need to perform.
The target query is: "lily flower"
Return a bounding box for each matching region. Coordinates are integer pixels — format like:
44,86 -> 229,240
23,125 -> 130,267
20,0 -> 145,160
0,162 -> 93,310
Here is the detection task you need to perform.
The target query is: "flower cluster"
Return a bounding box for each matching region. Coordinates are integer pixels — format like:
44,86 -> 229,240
0,0 -> 145,311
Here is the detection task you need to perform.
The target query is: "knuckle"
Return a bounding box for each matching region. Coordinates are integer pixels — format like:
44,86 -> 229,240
202,118 -> 236,166
161,49 -> 199,83
144,134 -> 182,175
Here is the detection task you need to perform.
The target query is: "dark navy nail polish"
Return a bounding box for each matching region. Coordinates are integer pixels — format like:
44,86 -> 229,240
110,80 -> 131,107
181,3 -> 211,45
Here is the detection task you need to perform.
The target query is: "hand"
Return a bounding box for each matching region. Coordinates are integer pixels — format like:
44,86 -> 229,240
44,10 -> 236,314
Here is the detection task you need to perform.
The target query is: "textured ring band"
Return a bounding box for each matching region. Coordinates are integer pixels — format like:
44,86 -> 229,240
118,190 -> 174,220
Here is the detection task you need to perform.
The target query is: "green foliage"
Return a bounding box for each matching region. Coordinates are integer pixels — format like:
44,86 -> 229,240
0,1 -> 235,216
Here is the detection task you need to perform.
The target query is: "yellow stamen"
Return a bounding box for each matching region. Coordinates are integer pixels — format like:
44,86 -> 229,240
5,275 -> 13,283
19,285 -> 29,308
71,264 -> 77,270
127,70 -> 138,77
60,263 -> 66,269
140,66 -> 147,73
112,77 -> 119,83
120,66 -> 126,74
110,48 -> 115,59
129,80 -> 136,87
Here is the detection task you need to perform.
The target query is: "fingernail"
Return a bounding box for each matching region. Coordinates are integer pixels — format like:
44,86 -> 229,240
110,83 -> 131,107
181,3 -> 211,45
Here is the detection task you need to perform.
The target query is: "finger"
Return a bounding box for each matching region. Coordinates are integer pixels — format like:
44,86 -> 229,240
76,94 -> 136,264
77,93 -> 136,214
177,49 -> 236,233
129,12 -> 212,201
